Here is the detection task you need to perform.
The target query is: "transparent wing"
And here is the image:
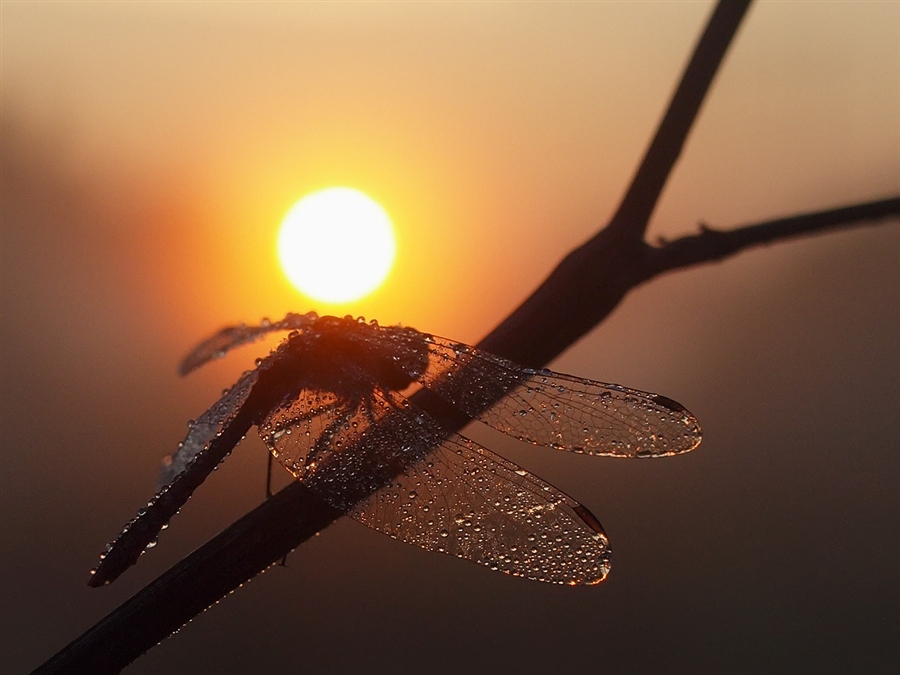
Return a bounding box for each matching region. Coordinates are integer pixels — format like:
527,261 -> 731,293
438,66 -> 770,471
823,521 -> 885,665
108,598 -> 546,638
259,384 -> 409,505
179,311 -> 319,375
91,368 -> 261,586
158,368 -> 259,487
258,388 -> 352,481
408,334 -> 702,457
260,386 -> 611,585
350,423 -> 612,586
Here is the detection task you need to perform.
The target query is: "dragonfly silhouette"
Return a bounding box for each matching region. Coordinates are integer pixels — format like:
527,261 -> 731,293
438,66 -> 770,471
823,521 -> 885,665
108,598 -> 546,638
90,313 -> 701,587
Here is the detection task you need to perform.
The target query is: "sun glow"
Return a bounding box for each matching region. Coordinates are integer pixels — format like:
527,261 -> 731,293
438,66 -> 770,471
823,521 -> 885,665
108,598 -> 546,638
277,188 -> 396,304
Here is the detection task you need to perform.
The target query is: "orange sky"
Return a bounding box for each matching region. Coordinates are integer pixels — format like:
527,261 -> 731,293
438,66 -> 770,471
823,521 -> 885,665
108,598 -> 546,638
4,1 -> 897,340
2,2 -> 898,673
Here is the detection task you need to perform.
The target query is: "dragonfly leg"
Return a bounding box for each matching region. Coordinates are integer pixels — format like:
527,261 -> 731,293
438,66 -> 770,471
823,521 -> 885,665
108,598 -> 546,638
263,452 -> 290,567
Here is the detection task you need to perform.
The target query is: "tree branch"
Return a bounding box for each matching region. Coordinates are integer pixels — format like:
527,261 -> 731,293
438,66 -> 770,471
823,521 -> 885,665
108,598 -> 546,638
38,485 -> 343,675
606,0 -> 752,241
478,0 -> 752,366
33,2 -> 755,671
36,2 -> 898,672
645,197 -> 900,277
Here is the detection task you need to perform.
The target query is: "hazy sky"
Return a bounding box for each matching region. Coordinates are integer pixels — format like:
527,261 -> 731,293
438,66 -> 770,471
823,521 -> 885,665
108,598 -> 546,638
2,2 -> 898,673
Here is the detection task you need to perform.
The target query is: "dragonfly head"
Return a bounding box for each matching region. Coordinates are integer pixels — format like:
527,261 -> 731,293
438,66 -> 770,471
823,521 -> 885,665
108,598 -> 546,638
330,318 -> 433,391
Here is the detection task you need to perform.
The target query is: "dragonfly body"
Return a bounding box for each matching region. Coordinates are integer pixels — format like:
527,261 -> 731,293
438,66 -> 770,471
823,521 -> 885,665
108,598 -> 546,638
91,313 -> 701,587
266,317 -> 427,397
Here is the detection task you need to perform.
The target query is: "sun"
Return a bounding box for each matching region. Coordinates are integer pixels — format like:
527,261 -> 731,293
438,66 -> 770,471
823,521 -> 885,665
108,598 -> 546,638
277,187 -> 396,304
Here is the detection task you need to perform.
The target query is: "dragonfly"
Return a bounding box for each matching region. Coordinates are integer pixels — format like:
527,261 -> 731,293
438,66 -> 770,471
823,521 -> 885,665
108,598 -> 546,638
90,312 -> 702,587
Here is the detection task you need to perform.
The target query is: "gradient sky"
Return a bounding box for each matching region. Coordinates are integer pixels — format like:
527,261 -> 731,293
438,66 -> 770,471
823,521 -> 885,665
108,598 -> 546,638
2,2 -> 898,673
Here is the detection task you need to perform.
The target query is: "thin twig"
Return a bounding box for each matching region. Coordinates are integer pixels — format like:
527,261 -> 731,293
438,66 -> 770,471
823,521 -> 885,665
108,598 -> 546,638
607,0 -> 752,241
646,197 -> 900,276
479,0 -> 753,366
30,2 -> 750,670
35,2 -> 897,672
35,194 -> 898,674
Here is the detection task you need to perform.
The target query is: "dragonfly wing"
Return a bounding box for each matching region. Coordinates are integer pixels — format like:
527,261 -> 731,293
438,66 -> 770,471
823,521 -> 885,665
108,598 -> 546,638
158,368 -> 260,488
179,312 -> 319,375
260,384 -> 408,504
412,335 -> 701,457
258,388 -> 348,481
350,431 -> 612,585
260,386 -> 611,585
91,368 -> 262,586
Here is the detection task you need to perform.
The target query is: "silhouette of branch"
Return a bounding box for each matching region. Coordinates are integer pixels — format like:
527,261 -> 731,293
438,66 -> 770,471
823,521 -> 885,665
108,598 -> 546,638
607,0 -> 752,240
478,0 -> 754,366
37,1 -> 898,672
479,195 -> 900,368
646,197 -> 900,276
36,485 -> 345,675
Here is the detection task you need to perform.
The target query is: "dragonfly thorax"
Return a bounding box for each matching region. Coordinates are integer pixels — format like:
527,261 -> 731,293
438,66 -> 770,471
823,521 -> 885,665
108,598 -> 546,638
285,317 -> 430,395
